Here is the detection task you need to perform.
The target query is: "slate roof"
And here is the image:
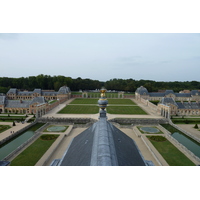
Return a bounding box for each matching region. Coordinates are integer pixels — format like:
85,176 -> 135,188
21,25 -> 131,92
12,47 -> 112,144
177,102 -> 200,109
6,100 -> 30,108
164,90 -> 175,95
57,86 -> 71,95
135,86 -> 200,98
0,96 -> 6,105
175,93 -> 191,97
149,93 -> 165,97
6,86 -> 70,97
7,88 -> 18,95
33,89 -> 42,95
18,92 -> 32,96
135,86 -> 149,95
5,97 -> 47,108
58,112 -> 147,166
30,96 -> 47,105
191,90 -> 200,96
159,97 -> 178,107
42,92 -> 57,96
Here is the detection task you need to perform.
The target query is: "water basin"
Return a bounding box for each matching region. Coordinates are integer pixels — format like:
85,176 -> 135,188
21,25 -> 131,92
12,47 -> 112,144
0,131 -> 35,160
140,127 -> 160,133
47,126 -> 66,132
171,132 -> 200,158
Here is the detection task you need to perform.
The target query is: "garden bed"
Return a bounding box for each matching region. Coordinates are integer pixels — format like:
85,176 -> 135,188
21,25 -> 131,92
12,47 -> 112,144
147,136 -> 195,166
10,134 -> 59,166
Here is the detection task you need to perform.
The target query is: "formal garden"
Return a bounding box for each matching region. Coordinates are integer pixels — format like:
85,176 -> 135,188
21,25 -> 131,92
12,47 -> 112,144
0,125 -> 11,133
58,98 -> 147,115
10,134 -> 59,166
147,135 -> 195,166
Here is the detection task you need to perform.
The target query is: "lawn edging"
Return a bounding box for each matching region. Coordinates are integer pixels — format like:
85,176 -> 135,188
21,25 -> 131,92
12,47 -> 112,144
140,134 -> 168,166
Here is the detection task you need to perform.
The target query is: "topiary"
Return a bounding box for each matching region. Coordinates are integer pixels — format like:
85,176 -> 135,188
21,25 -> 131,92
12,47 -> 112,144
149,136 -> 167,142
40,134 -> 58,140
194,124 -> 199,129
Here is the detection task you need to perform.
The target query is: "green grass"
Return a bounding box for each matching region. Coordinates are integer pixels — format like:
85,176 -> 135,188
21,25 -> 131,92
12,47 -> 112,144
147,136 -> 195,166
10,134 -> 59,166
161,124 -> 181,134
48,100 -> 57,104
27,123 -> 45,132
106,106 -> 147,114
70,98 -> 136,105
60,98 -> 145,114
58,105 -> 99,114
0,116 -> 26,122
70,98 -> 98,104
0,125 -> 11,133
108,99 -> 136,105
149,100 -> 159,105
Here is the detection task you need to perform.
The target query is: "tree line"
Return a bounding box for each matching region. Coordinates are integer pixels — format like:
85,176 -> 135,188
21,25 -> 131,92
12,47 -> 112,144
0,75 -> 200,94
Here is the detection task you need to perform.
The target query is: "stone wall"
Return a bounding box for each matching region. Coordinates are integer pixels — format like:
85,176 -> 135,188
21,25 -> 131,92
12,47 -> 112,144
0,121 -> 38,146
109,118 -> 169,126
37,117 -> 97,126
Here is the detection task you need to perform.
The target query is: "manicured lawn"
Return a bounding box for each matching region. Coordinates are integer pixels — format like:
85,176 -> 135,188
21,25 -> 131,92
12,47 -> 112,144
161,124 -> 181,134
108,99 -> 136,105
106,106 -> 147,115
10,134 -> 59,166
147,136 -> 195,166
48,100 -> 57,104
0,125 -> 11,133
70,98 -> 98,104
70,98 -> 136,105
0,116 -> 27,122
58,105 -> 99,114
27,123 -> 45,132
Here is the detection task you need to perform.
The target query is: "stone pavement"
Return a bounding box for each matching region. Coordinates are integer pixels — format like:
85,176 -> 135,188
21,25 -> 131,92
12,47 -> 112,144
0,116 -> 33,142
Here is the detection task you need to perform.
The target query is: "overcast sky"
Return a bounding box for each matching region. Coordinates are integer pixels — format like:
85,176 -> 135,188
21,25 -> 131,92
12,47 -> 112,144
0,33 -> 200,82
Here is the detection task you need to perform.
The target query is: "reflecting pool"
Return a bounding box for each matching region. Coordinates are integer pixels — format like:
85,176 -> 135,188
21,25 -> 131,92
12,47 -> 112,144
47,126 -> 66,132
0,131 -> 35,160
171,132 -> 200,158
140,127 -> 160,133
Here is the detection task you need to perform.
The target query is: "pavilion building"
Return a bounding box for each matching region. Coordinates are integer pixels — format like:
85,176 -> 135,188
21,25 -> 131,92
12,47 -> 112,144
0,86 -> 71,116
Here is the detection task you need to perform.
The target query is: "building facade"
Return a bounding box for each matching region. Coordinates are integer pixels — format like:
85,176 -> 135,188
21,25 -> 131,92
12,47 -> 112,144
135,86 -> 200,117
0,86 -> 71,117
6,86 -> 71,101
135,86 -> 200,102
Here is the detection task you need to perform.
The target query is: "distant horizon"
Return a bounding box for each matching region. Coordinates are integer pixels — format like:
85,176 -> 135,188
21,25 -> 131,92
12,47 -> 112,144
1,33 -> 200,82
1,74 -> 200,83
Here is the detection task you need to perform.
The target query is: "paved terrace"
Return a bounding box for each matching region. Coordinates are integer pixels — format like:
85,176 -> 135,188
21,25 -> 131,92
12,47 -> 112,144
0,115 -> 33,142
